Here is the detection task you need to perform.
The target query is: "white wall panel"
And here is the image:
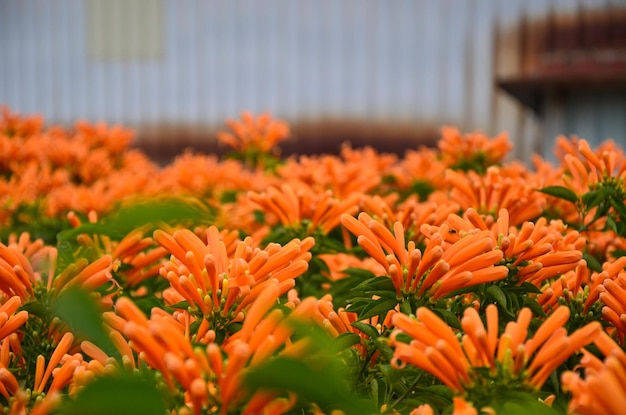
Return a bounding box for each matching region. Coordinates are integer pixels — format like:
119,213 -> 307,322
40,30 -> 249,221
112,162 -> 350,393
1,0 -> 622,158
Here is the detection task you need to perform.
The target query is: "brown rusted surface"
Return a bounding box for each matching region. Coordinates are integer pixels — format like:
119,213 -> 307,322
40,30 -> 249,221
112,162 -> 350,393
496,5 -> 626,114
133,120 -> 441,165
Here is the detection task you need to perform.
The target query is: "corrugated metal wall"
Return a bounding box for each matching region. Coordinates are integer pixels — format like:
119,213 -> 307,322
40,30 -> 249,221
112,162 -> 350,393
0,0 -> 623,161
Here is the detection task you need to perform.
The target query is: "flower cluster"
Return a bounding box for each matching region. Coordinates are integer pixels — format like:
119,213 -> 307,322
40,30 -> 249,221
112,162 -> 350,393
0,106 -> 625,414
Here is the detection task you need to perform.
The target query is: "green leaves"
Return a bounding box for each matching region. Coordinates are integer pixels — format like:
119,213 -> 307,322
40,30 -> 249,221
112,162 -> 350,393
539,181 -> 626,238
537,186 -> 578,203
57,371 -> 167,415
52,286 -> 119,360
57,197 -> 212,243
243,323 -> 374,415
488,391 -> 562,415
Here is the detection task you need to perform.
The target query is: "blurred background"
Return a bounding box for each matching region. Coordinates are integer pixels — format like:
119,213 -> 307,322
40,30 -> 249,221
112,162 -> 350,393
1,0 -> 626,164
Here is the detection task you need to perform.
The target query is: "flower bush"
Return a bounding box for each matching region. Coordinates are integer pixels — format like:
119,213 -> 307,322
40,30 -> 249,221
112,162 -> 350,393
0,105 -> 625,414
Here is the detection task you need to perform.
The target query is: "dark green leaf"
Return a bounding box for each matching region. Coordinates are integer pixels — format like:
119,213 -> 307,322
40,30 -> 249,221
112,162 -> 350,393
583,252 -> 603,273
606,215 -> 619,234
243,356 -> 373,415
516,282 -> 543,294
581,188 -> 609,209
610,197 -> 626,222
433,308 -> 462,331
359,297 -> 398,321
373,338 -> 395,361
350,322 -> 380,339
58,372 -> 167,415
341,267 -> 377,280
253,209 -> 266,224
318,236 -> 349,253
333,332 -> 362,350
509,290 -> 520,312
489,390 -> 561,415
522,296 -> 546,317
486,285 -> 508,309
354,276 -> 396,293
537,186 -> 578,203
610,249 -> 626,260
52,286 -> 120,360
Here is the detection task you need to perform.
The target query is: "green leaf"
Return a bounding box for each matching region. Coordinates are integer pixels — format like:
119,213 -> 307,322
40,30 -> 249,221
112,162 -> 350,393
318,236 -> 349,253
253,209 -> 266,224
57,372 -> 167,415
610,249 -> 626,260
350,322 -> 380,339
58,197 -> 211,242
489,390 -> 561,415
516,282 -> 543,294
354,276 -> 396,293
244,357 -> 373,415
583,252 -> 603,273
433,308 -> 462,331
486,285 -> 508,310
522,296 -> 546,317
333,332 -> 362,350
52,286 -> 120,360
582,187 -> 610,209
341,267 -> 377,280
359,297 -> 398,321
537,186 -> 578,203
610,197 -> 626,223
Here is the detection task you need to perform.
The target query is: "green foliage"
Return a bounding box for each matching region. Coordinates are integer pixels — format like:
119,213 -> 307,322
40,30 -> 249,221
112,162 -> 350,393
539,179 -> 626,236
57,196 -> 213,243
243,323 -> 375,415
0,200 -> 71,244
52,286 -> 120,360
56,371 -> 168,415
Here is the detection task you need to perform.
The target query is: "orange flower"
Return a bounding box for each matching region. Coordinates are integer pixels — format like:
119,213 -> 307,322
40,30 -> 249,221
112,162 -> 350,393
154,226 -> 314,338
115,281 -> 329,415
596,270 -> 626,342
218,111 -> 290,153
388,146 -> 447,191
443,166 -> 545,226
438,126 -> 512,169
391,305 -> 601,395
0,105 -> 44,137
276,144 -> 392,199
561,331 -> 626,415
424,208 -> 585,288
248,182 -> 362,235
341,212 -> 508,300
0,297 -> 28,342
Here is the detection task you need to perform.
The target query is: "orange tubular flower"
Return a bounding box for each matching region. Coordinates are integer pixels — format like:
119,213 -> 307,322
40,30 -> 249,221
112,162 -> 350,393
115,281 -> 332,415
388,146 -> 447,191
248,182 -> 362,235
218,111 -> 290,154
390,305 -> 601,397
275,144 -> 392,199
409,397 -> 480,415
154,226 -> 314,337
111,227 -> 169,287
341,212 -> 508,300
438,126 -> 512,169
561,331 -> 626,415
0,297 -> 28,342
596,270 -> 626,342
443,166 -> 546,226
549,137 -> 626,226
424,208 -> 585,288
